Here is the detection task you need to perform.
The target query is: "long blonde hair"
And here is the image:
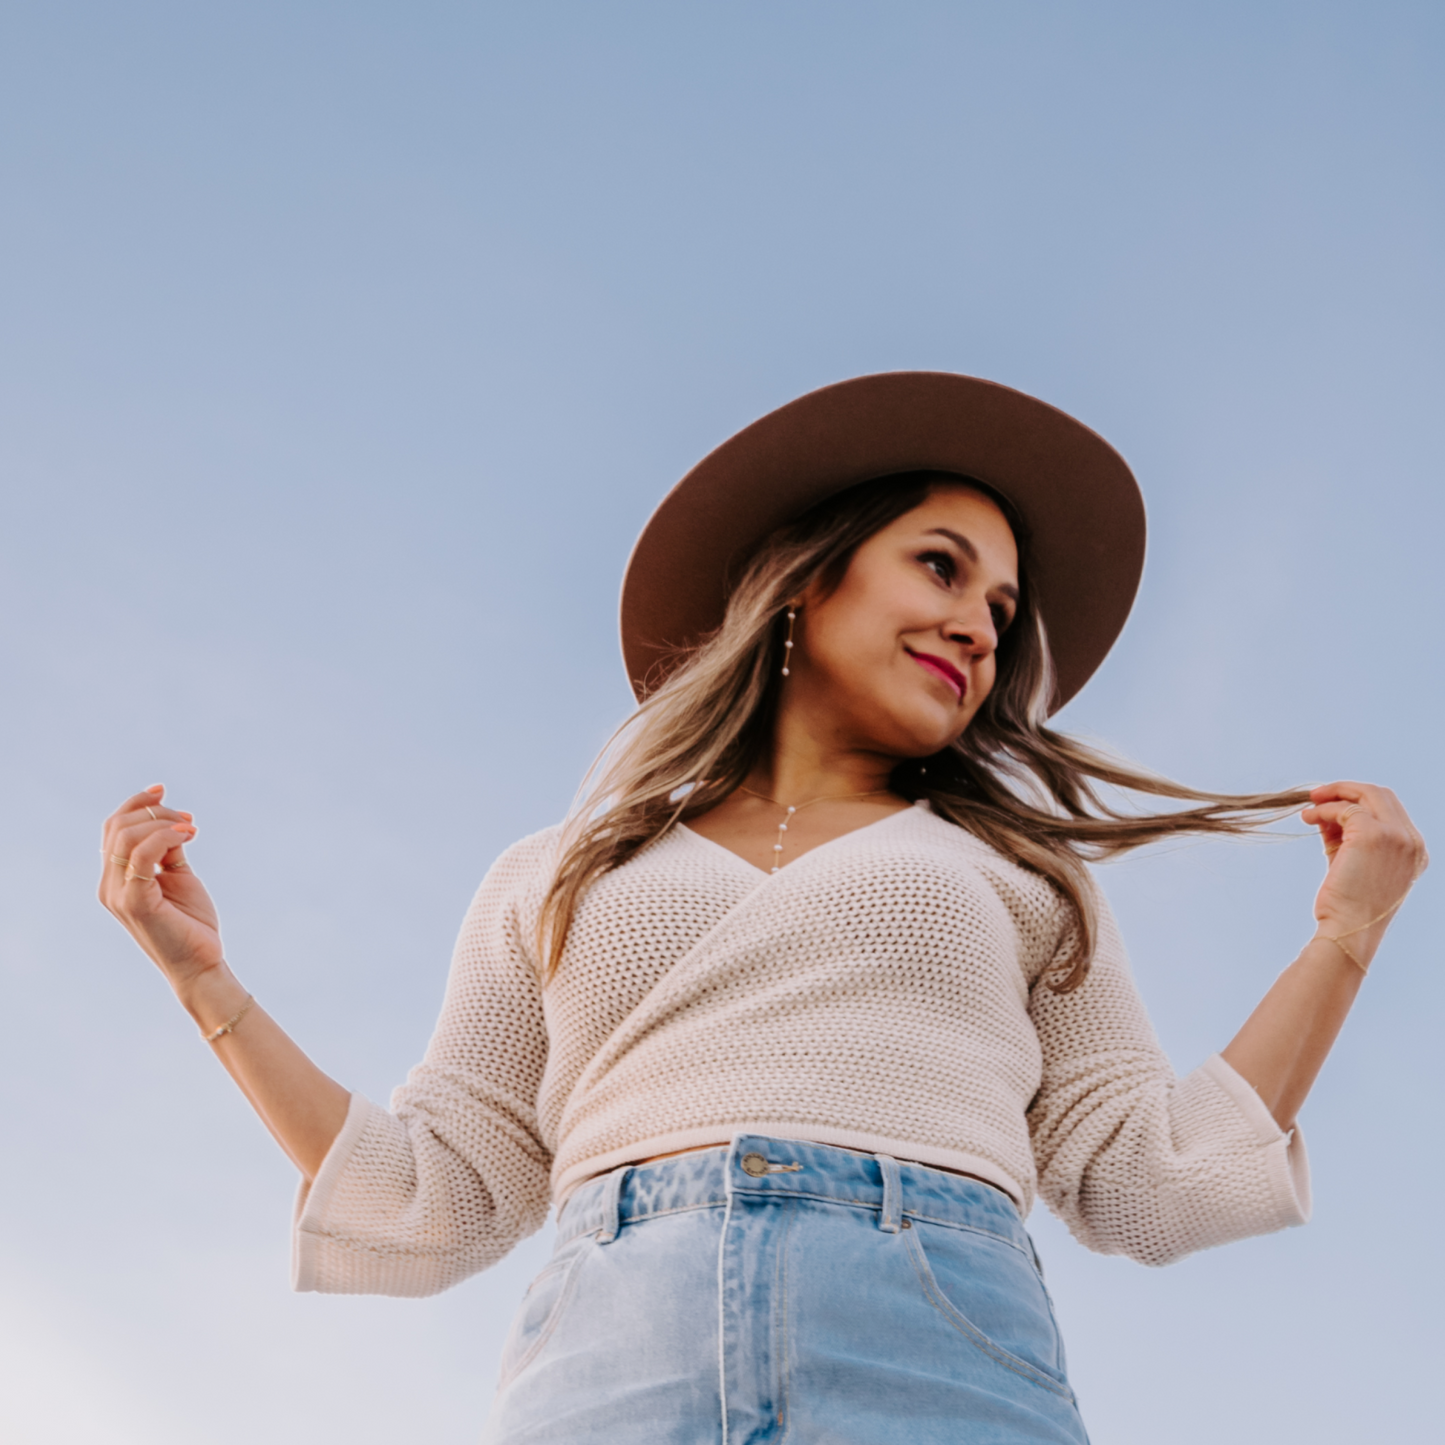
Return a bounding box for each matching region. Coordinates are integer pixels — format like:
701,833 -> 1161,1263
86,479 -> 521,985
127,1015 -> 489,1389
541,472 -> 1308,990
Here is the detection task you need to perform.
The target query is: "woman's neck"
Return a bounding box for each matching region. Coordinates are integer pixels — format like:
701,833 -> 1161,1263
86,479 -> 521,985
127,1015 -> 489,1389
745,731 -> 899,805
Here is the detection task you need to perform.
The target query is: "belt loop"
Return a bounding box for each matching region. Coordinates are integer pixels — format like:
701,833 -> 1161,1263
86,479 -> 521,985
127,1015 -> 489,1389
596,1163 -> 630,1245
875,1152 -> 902,1233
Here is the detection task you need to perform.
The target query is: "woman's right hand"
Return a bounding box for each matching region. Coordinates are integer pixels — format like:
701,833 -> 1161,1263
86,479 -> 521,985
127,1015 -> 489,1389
98,784 -> 223,993
100,785 -> 352,1179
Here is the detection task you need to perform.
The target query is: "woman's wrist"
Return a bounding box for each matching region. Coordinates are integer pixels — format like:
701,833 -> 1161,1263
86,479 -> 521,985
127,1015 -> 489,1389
173,960 -> 252,1033
1309,919 -> 1388,975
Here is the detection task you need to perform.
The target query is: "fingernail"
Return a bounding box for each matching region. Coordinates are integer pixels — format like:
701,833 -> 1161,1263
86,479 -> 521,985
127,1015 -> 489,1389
146,784 -> 164,794
172,823 -> 195,835
177,812 -> 193,821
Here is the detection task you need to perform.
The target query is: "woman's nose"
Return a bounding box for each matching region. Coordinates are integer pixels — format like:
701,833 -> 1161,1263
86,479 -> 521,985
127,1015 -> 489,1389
945,597 -> 999,655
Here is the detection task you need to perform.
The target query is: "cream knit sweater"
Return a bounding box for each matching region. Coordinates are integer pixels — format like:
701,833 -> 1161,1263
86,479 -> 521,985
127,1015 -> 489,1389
293,802 -> 1310,1296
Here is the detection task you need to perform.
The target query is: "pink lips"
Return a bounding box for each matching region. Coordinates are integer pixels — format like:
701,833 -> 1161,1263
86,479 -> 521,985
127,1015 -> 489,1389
907,648 -> 967,702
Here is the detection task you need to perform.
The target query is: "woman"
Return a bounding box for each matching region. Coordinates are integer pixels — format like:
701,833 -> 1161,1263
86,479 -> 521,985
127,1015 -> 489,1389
100,374 -> 1424,1444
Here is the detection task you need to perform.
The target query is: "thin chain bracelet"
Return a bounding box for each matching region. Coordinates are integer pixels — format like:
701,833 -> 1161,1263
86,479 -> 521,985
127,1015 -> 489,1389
202,993 -> 256,1043
1315,874 -> 1424,976
1315,933 -> 1368,974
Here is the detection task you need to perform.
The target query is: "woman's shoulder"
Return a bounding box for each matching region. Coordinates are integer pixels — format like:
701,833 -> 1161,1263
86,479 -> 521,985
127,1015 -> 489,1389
451,822 -> 568,957
477,821 -> 566,891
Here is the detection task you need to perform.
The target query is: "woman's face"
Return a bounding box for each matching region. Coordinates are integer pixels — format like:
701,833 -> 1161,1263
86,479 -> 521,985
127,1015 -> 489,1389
790,484 -> 1020,759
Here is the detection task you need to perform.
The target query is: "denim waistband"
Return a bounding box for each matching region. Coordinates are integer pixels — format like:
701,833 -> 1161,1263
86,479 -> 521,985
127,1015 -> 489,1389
557,1134 -> 1027,1251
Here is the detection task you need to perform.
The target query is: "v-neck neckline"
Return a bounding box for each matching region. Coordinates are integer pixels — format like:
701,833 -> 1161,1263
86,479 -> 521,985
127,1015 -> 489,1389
677,799 -> 927,879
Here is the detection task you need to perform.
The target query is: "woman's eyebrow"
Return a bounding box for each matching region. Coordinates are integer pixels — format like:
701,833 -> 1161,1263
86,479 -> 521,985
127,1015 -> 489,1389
924,527 -> 1020,601
925,526 -> 979,562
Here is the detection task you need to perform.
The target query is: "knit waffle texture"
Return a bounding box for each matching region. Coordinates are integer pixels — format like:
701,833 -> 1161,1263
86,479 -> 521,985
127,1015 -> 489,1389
293,802 -> 1310,1296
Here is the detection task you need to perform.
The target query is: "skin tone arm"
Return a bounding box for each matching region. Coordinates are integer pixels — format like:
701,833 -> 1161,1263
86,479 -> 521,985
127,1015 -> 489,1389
1220,780 -> 1427,1130
99,786 -> 350,1181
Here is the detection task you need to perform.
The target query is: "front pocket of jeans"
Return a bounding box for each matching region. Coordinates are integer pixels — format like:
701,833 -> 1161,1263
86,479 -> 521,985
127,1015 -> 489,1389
496,1243 -> 588,1389
905,1222 -> 1072,1398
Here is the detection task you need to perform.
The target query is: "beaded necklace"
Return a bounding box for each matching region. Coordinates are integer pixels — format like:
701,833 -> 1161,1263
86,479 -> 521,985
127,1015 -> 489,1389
738,785 -> 895,873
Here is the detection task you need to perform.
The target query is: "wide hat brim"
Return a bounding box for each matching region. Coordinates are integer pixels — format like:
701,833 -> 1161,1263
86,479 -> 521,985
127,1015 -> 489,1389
620,371 -> 1145,712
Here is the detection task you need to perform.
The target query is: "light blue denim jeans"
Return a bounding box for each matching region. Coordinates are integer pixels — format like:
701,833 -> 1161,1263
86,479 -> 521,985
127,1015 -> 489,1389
482,1135 -> 1089,1444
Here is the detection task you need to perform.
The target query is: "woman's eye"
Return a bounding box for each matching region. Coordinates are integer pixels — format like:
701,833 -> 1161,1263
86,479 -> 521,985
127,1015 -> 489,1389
921,550 -> 955,584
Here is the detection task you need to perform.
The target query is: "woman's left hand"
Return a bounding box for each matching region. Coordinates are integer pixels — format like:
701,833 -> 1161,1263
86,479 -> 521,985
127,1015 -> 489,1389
1222,782 -> 1427,1126
1302,781 -> 1428,965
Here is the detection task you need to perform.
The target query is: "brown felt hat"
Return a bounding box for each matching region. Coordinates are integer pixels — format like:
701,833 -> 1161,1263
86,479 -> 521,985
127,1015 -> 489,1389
619,372 -> 1145,712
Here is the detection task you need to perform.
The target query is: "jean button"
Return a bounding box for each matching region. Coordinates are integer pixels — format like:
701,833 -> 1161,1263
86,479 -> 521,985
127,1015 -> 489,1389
740,1152 -> 769,1177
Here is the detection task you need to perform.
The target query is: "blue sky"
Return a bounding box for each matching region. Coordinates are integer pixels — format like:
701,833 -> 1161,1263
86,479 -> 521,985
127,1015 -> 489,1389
2,4 -> 1441,1441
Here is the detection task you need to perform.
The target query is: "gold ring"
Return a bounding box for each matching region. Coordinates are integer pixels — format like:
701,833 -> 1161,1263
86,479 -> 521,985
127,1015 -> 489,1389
125,869 -> 159,883
1340,804 -> 1365,823
162,861 -> 191,872
145,806 -> 158,821
110,854 -> 132,868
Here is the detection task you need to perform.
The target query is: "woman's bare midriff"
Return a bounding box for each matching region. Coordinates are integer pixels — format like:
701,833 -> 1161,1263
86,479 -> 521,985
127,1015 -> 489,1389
633,1142 -> 1018,1205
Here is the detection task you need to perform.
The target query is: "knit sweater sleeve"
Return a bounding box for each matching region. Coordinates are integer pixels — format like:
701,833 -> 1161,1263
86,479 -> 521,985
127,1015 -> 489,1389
1027,879 -> 1312,1266
292,830 -> 556,1297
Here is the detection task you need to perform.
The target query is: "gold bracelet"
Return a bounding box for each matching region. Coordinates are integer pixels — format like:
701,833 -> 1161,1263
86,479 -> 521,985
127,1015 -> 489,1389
1311,825 -> 1429,976
1314,872 -> 1423,977
1315,932 -> 1368,975
202,994 -> 256,1044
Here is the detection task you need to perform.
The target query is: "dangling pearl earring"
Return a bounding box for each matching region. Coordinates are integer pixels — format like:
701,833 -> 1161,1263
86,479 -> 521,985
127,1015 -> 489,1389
781,608 -> 797,677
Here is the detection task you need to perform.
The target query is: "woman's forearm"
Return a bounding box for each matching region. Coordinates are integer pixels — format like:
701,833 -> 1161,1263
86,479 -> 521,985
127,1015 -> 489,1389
176,963 -> 352,1181
1220,932 -> 1372,1132
1224,782 -> 1426,1132
99,788 -> 354,1182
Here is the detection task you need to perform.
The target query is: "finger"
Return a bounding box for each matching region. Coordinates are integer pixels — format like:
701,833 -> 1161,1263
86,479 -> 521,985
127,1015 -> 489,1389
98,843 -> 135,909
1302,799 -> 1376,826
1307,784 -> 1407,834
98,822 -> 160,899
1306,781 -> 1414,829
103,820 -> 197,905
102,789 -> 193,844
1299,800 -> 1378,864
129,822 -> 197,874
1301,800 -> 1377,851
105,784 -> 166,827
126,801 -> 192,825
107,804 -> 194,854
110,815 -> 198,865
151,837 -> 198,888
1307,781 -> 1375,808
109,864 -> 167,927
114,824 -> 196,911
1305,785 -> 1421,841
102,784 -> 167,849
122,783 -> 166,811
